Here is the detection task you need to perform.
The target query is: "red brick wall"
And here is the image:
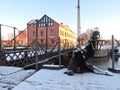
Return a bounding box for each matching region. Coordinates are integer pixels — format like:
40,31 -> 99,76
16,30 -> 27,45
27,23 -> 36,45
27,21 -> 59,47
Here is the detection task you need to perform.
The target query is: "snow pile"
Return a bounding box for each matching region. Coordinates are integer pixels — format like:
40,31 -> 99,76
12,68 -> 120,90
0,66 -> 35,90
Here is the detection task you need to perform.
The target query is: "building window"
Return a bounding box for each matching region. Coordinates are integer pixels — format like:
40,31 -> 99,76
41,39 -> 44,48
51,39 -> 54,44
41,31 -> 43,36
61,39 -> 64,44
41,39 -> 43,43
65,32 -> 67,36
33,31 -> 35,37
39,15 -> 54,27
60,30 -> 64,36
51,30 -> 54,36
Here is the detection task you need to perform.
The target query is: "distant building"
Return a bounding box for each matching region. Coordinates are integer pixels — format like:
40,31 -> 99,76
27,15 -> 76,48
16,30 -> 27,46
2,30 -> 27,47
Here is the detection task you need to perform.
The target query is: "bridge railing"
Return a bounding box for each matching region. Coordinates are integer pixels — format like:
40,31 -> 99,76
108,35 -> 120,73
0,24 -> 74,70
0,46 -> 73,68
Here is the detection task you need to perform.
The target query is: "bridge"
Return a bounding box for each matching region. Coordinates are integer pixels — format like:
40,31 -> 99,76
0,24 -> 74,70
0,24 -> 110,71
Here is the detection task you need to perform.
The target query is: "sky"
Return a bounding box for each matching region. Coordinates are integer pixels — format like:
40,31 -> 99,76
0,0 -> 120,39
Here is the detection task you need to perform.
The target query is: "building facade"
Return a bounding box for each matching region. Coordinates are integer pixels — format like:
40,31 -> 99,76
2,30 -> 27,47
16,30 -> 27,46
27,15 -> 76,48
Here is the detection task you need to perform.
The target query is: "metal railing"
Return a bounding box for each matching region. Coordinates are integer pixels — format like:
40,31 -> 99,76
0,23 -> 74,70
108,35 -> 120,73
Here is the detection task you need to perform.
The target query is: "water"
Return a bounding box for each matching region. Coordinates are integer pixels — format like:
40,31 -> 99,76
87,56 -> 120,70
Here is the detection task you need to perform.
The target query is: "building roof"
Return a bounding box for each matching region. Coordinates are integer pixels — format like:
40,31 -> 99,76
27,14 -> 76,35
27,19 -> 39,24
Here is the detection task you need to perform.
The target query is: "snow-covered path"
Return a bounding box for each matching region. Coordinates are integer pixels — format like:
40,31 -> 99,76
12,68 -> 120,90
0,66 -> 35,90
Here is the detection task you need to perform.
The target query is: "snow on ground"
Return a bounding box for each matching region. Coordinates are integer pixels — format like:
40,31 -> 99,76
12,68 -> 120,90
0,65 -> 120,90
0,66 -> 35,90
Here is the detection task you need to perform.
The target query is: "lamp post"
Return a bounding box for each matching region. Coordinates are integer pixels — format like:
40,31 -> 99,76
77,0 -> 81,37
77,0 -> 81,47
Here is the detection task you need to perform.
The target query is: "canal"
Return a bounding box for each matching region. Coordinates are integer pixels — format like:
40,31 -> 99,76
87,56 -> 120,70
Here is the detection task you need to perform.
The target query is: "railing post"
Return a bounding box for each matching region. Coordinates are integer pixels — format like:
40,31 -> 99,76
58,37 -> 61,67
0,24 -> 2,62
108,35 -> 120,73
0,24 -> 2,51
13,27 -> 16,51
45,23 -> 48,53
35,20 -> 39,70
111,35 -> 115,69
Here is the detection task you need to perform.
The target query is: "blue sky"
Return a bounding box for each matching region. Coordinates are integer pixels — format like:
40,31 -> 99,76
0,0 -> 120,39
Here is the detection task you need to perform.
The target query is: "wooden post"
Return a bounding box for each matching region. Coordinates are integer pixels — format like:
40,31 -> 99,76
45,23 -> 48,53
13,27 -> 16,51
0,24 -> 2,51
35,20 -> 38,70
58,37 -> 61,67
111,35 -> 115,69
